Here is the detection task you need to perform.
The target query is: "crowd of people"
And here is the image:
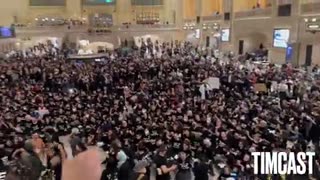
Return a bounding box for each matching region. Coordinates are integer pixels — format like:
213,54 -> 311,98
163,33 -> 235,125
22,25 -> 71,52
0,40 -> 320,180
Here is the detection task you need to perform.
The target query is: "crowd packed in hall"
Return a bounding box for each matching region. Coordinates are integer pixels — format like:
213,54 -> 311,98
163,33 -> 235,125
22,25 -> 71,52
0,40 -> 320,180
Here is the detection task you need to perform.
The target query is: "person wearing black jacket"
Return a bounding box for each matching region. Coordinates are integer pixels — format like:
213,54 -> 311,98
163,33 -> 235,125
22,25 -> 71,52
193,156 -> 210,180
175,151 -> 192,180
154,145 -> 177,180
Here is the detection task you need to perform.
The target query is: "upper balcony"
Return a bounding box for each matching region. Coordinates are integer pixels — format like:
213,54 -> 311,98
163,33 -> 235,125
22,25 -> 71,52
301,1 -> 320,15
234,7 -> 272,19
202,14 -> 223,22
232,0 -> 273,20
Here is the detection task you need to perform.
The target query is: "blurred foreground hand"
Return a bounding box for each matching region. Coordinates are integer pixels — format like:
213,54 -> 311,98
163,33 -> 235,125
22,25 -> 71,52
62,148 -> 102,180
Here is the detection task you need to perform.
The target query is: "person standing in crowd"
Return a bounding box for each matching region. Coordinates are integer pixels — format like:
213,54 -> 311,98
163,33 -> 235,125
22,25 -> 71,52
47,136 -> 66,180
154,145 -> 177,180
111,140 -> 132,180
6,140 -> 44,180
31,133 -> 46,165
218,166 -> 239,180
175,151 -> 192,180
193,156 -> 210,180
69,128 -> 82,157
130,159 -> 150,180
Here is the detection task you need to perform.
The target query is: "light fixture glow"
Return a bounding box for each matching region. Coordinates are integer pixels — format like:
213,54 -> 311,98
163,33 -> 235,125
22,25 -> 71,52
308,25 -> 319,29
312,18 -> 317,22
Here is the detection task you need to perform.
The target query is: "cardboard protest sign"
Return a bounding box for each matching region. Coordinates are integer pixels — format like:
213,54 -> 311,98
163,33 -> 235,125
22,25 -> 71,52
204,77 -> 220,90
254,83 -> 267,92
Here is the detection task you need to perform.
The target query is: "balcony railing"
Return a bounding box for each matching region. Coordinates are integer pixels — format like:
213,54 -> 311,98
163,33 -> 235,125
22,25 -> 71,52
14,24 -> 178,34
301,2 -> 320,14
202,14 -> 223,21
234,7 -> 272,19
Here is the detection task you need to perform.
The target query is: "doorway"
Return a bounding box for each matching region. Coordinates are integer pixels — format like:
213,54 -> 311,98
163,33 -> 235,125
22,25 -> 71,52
305,45 -> 313,66
206,36 -> 210,47
239,40 -> 244,55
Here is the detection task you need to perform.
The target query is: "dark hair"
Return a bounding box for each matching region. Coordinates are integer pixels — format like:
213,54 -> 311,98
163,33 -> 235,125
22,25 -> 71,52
51,135 -> 60,143
111,139 -> 121,153
77,142 -> 88,152
158,144 -> 167,153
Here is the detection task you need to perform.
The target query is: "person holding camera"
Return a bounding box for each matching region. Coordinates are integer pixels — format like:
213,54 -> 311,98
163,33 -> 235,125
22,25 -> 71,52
154,145 -> 177,180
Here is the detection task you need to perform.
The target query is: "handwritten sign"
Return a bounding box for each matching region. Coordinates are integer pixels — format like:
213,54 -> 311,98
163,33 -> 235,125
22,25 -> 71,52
254,83 -> 267,92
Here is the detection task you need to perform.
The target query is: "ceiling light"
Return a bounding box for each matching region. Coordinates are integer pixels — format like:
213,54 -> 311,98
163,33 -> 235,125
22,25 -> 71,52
312,18 -> 317,22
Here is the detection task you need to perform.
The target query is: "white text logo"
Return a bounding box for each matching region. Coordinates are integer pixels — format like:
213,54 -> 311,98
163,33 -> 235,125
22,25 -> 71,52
252,152 -> 315,175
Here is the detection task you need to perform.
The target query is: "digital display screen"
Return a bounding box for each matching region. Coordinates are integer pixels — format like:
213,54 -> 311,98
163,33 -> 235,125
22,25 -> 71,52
0,27 -> 15,38
1,28 -> 12,37
83,0 -> 115,5
273,29 -> 290,48
221,29 -> 230,42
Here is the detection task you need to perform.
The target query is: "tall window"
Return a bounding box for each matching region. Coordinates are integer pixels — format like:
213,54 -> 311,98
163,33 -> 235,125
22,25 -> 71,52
29,0 -> 65,6
277,0 -> 293,5
131,0 -> 163,6
83,0 -> 116,5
